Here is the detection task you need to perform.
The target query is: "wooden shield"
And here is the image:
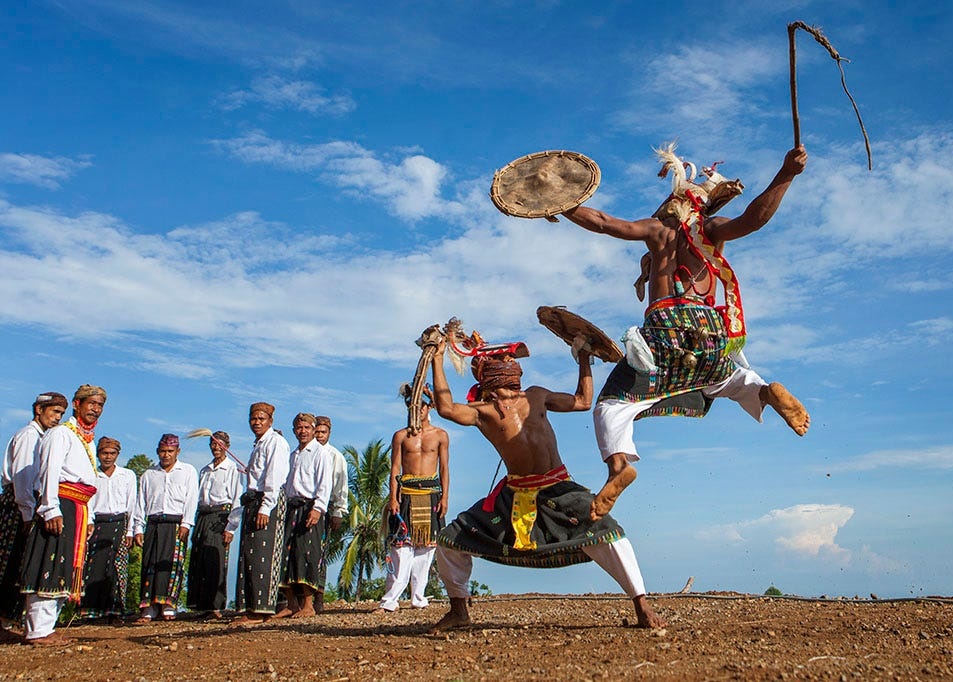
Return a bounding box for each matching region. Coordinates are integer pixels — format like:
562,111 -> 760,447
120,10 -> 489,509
536,306 -> 623,363
490,151 -> 600,219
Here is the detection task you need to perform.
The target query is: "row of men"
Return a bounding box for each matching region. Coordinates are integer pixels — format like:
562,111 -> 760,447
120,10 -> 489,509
0,387 -> 369,644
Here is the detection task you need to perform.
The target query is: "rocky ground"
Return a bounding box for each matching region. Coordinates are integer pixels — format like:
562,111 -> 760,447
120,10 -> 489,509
2,593 -> 951,681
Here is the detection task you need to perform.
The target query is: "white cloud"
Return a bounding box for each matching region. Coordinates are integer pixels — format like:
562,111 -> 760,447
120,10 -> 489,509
0,153 -> 92,189
825,445 -> 953,473
698,503 -> 855,562
221,75 -> 354,115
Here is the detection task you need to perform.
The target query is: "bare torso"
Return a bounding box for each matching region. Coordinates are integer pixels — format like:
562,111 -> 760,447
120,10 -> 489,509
645,218 -> 727,302
393,423 -> 445,477
470,387 -> 563,476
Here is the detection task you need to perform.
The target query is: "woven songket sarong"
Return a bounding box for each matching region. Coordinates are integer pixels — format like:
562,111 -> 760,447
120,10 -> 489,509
80,512 -> 129,617
186,504 -> 232,612
236,490 -> 287,614
139,514 -> 187,609
391,475 -> 444,548
280,498 -> 325,590
599,297 -> 736,420
0,486 -> 28,619
20,481 -> 96,602
438,465 -> 624,568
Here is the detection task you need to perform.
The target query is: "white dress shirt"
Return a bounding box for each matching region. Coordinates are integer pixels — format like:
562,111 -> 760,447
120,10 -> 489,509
284,439 -> 332,514
326,443 -> 349,519
88,466 -> 137,537
34,419 -> 98,522
197,457 -> 244,534
133,460 -> 199,534
246,427 -> 290,518
3,420 -> 45,521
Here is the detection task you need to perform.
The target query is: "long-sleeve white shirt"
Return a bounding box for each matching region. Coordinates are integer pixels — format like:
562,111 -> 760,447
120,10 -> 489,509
197,457 -> 244,534
246,427 -> 290,518
132,461 -> 199,535
34,419 -> 98,522
88,466 -> 137,537
284,439 -> 332,514
3,420 -> 45,522
326,443 -> 349,519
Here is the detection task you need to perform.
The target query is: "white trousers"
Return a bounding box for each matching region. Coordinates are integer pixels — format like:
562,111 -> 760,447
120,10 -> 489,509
141,603 -> 176,619
436,537 -> 647,600
379,544 -> 436,611
594,364 -> 767,461
24,594 -> 65,640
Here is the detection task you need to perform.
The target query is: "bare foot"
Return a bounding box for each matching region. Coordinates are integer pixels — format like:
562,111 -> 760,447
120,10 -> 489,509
133,616 -> 152,625
428,611 -> 471,633
763,382 -> 810,436
230,614 -> 266,627
26,631 -> 73,646
290,607 -> 315,619
270,608 -> 294,620
632,595 -> 667,629
590,459 -> 637,521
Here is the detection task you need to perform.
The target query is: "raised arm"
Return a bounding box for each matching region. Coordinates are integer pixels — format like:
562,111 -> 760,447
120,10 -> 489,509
431,336 -> 480,427
543,344 -> 593,413
562,206 -> 665,244
706,146 -> 807,243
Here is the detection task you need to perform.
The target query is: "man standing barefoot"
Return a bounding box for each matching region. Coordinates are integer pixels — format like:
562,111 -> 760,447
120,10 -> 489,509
379,391 -> 448,612
428,334 -> 664,632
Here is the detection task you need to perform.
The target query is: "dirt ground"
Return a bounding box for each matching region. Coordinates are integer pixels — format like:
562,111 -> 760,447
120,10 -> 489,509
1,593 -> 951,681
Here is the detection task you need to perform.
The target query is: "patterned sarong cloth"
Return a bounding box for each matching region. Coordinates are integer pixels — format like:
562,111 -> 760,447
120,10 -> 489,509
20,481 -> 96,602
0,485 -> 28,619
438,465 -> 625,568
186,504 -> 232,612
139,514 -> 187,609
80,512 -> 129,617
236,489 -> 287,614
280,498 -> 325,590
599,297 -> 736,420
390,475 -> 444,548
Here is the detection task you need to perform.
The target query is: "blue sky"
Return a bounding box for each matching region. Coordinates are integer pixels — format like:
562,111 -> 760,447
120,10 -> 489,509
2,1 -> 951,599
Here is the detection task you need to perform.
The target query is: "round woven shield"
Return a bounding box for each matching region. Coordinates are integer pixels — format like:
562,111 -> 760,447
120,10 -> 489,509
490,151 -> 600,219
536,306 -> 623,364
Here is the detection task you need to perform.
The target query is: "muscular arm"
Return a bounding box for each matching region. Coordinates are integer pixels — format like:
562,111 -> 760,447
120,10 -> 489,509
543,348 -> 593,413
437,429 -> 449,516
387,431 -> 402,515
562,206 -> 666,244
706,146 -> 807,243
431,338 -> 480,426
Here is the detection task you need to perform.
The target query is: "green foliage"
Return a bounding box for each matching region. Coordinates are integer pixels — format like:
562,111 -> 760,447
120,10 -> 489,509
468,580 -> 492,597
764,585 -> 783,596
125,454 -> 154,479
126,544 -> 143,613
337,439 -> 391,601
427,561 -> 446,600
358,576 -> 388,602
321,586 -> 338,603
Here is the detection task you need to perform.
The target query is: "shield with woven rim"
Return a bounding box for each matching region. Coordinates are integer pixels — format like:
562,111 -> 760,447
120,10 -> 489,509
490,150 -> 600,220
536,306 -> 622,363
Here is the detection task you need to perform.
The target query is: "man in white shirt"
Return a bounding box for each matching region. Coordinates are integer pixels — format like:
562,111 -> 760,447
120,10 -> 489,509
234,402 -> 290,625
313,415 -> 348,611
20,385 -> 104,645
274,413 -> 331,619
80,436 -> 136,622
133,434 -> 198,623
187,430 -> 243,619
0,391 -> 68,626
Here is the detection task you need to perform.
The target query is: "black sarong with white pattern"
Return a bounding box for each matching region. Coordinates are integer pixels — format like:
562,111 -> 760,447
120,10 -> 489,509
281,497 -> 325,590
236,490 -> 287,614
0,486 -> 28,619
438,479 -> 624,569
80,512 -> 129,617
20,497 -> 84,600
186,504 -> 231,612
139,514 -> 186,609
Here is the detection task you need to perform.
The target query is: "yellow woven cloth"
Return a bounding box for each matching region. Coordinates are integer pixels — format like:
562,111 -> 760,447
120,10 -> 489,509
503,465 -> 570,551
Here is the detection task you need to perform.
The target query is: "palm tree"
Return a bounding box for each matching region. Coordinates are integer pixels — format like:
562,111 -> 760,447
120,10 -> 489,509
337,439 -> 391,601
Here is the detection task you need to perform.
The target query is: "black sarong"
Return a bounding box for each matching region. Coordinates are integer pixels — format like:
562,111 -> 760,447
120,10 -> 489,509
438,471 -> 624,569
80,512 -> 129,617
281,498 -> 324,590
139,514 -> 186,608
186,504 -> 231,612
387,475 -> 444,548
236,490 -> 287,614
0,486 -> 28,619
